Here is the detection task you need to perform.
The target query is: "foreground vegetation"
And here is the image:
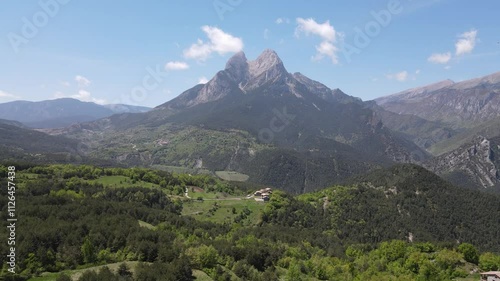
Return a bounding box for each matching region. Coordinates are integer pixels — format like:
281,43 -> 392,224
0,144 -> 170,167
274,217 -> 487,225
0,164 -> 499,280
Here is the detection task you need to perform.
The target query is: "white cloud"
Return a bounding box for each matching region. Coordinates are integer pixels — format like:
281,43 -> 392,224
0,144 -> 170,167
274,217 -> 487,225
275,18 -> 290,24
0,90 -> 19,99
183,26 -> 244,61
444,65 -> 451,70
57,90 -> 107,105
415,69 -> 421,75
295,18 -> 340,64
75,75 -> 91,88
295,18 -> 337,42
386,71 -> 408,82
428,52 -> 452,64
313,41 -> 339,64
61,81 -> 71,87
455,29 -> 477,56
165,61 -> 190,71
184,39 -> 212,61
263,28 -> 270,40
198,76 -> 209,84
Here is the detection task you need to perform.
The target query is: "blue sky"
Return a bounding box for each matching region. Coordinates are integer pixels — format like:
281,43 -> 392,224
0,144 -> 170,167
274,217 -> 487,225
1,0 -> 499,107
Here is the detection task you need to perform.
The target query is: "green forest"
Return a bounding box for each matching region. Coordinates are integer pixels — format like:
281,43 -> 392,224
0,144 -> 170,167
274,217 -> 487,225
1,164 -> 499,281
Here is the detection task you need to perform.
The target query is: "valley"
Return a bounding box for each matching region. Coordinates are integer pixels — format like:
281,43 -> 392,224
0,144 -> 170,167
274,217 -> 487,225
1,7 -> 500,278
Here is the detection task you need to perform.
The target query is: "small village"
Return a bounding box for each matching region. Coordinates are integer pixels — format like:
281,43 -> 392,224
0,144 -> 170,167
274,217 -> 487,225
251,187 -> 273,201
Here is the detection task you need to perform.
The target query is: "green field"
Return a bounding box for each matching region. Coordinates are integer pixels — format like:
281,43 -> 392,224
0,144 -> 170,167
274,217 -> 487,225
456,274 -> 480,281
186,186 -> 235,199
215,171 -> 249,182
152,165 -> 212,175
138,220 -> 156,230
192,270 -> 213,281
89,175 -> 159,189
182,198 -> 265,225
29,263 -> 216,281
89,174 -> 266,225
28,261 -> 141,281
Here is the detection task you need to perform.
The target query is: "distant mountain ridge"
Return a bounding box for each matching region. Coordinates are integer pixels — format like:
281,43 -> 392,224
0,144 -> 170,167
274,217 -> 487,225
0,98 -> 151,128
373,71 -> 500,191
0,121 -> 79,163
53,49 -> 427,193
3,51 -> 499,193
375,72 -> 500,129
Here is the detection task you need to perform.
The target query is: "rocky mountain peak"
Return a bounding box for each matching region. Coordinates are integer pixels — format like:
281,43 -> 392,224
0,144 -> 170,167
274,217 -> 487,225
225,51 -> 249,82
450,71 -> 500,90
225,51 -> 248,71
248,49 -> 286,79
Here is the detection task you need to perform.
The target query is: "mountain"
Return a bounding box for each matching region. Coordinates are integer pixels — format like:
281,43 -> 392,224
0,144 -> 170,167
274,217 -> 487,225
424,135 -> 500,191
371,72 -> 500,190
343,164 -> 500,248
156,49 -> 425,161
0,122 -> 80,163
0,118 -> 26,128
429,117 -> 500,155
375,79 -> 455,105
0,98 -> 151,128
366,101 -> 458,150
55,49 -> 427,193
102,103 -> 151,114
375,72 -> 500,129
263,163 -> 500,251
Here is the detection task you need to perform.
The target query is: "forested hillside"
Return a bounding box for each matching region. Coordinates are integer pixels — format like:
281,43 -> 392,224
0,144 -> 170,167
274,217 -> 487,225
0,164 -> 499,281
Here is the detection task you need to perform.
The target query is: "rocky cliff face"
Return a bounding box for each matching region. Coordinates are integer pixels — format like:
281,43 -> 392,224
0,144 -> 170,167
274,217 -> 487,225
159,49 -> 293,110
292,72 -> 362,104
424,135 -> 500,190
375,72 -> 500,129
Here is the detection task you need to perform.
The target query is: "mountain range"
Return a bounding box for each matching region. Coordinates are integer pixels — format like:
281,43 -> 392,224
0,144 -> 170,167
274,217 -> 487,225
375,72 -> 500,130
0,98 -> 151,128
1,49 -> 499,193
375,72 -> 500,191
40,49 -> 427,193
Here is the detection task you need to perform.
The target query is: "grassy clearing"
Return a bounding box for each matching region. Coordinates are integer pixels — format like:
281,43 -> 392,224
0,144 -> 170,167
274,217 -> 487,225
193,270 -> 214,281
30,264 -> 226,281
215,171 -> 249,182
28,274 -> 59,281
152,165 -> 212,175
29,261 -> 141,281
182,198 -> 265,225
186,187 -> 232,200
138,220 -> 156,230
456,273 -> 480,281
89,175 -> 159,189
